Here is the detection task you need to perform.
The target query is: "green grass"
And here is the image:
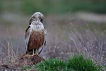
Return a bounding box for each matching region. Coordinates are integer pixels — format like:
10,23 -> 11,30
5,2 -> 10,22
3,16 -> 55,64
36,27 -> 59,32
21,65 -> 32,70
67,55 -> 101,71
36,59 -> 75,71
34,55 -> 101,71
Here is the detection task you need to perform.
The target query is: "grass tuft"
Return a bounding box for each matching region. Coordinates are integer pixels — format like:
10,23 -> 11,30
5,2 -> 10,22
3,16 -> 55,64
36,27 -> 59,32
35,55 -> 101,71
36,59 -> 74,71
67,55 -> 101,71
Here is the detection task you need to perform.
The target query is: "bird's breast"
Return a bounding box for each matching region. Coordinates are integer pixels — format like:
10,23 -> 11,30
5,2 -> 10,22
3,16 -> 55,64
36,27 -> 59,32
28,31 -> 45,49
30,24 -> 44,31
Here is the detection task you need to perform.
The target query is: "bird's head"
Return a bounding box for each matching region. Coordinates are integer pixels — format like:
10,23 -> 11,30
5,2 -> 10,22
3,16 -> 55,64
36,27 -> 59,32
29,12 -> 44,25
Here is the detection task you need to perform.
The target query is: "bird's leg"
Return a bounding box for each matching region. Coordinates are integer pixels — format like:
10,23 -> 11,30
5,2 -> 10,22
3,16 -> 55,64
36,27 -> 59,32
35,49 -> 39,55
32,49 -> 35,55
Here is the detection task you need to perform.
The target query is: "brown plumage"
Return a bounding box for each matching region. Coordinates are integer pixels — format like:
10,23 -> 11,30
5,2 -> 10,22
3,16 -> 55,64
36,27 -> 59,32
28,31 -> 44,50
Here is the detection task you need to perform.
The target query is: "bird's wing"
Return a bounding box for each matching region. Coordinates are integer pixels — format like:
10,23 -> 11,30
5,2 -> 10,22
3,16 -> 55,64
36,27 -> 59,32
25,26 -> 31,51
38,29 -> 47,54
38,35 -> 46,54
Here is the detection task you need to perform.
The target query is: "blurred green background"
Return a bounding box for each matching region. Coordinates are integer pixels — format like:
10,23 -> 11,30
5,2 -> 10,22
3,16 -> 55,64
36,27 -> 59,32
0,0 -> 106,15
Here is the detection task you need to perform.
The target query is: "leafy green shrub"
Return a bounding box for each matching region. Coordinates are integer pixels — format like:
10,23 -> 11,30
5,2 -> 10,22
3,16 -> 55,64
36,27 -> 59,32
36,59 -> 75,71
67,55 -> 101,71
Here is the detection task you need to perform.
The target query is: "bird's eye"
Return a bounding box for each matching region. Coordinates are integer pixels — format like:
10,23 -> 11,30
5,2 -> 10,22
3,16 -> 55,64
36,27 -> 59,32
40,18 -> 43,23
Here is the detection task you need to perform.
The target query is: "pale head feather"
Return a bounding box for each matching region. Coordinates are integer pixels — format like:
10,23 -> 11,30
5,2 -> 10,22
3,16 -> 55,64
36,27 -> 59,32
29,12 -> 45,31
31,12 -> 44,18
29,12 -> 44,25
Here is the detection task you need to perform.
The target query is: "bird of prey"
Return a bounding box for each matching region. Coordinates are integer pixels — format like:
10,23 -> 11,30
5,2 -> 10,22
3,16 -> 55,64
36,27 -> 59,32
25,12 -> 46,55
